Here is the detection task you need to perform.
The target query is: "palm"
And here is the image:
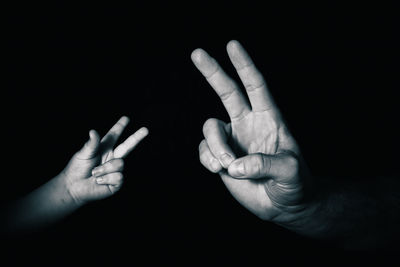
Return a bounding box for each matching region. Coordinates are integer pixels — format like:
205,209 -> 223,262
231,111 -> 280,155
71,142 -> 116,177
227,113 -> 301,220
193,41 -> 304,221
68,149 -> 115,201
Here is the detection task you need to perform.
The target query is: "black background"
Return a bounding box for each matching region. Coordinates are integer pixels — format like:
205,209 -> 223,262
3,1 -> 400,266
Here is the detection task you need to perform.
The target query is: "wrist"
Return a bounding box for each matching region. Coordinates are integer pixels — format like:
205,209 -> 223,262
58,171 -> 87,208
273,197 -> 328,237
271,176 -> 332,238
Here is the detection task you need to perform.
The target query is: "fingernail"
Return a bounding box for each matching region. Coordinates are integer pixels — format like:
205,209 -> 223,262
96,177 -> 104,184
211,158 -> 221,172
92,167 -> 102,177
220,153 -> 234,168
233,160 -> 245,176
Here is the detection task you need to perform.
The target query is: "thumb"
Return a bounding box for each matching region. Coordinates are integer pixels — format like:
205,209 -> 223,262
227,152 -> 298,181
76,130 -> 101,159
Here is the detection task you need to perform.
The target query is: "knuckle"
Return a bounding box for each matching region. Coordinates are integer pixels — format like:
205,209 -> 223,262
199,152 -> 218,172
111,181 -> 123,192
209,158 -> 221,173
198,139 -> 207,152
261,155 -> 271,170
245,154 -> 260,176
287,156 -> 298,170
114,159 -> 124,170
248,154 -> 269,178
106,159 -> 124,172
202,118 -> 218,135
255,154 -> 267,176
199,151 -> 206,164
115,172 -> 124,182
111,185 -> 122,193
284,155 -> 299,178
199,152 -> 209,168
218,88 -> 235,101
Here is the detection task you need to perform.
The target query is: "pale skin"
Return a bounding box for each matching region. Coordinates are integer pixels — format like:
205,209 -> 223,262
64,116 -> 149,203
192,40 -> 308,223
3,116 -> 148,234
191,40 -> 400,250
2,41 -> 398,249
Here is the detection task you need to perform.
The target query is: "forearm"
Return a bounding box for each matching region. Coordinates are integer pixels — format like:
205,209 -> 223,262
3,173 -> 83,235
280,176 -> 400,250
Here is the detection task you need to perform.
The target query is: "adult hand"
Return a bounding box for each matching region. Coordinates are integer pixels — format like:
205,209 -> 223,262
62,116 -> 148,204
192,40 -> 311,223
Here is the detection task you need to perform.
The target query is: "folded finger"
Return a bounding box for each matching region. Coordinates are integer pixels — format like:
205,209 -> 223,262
199,139 -> 223,173
92,158 -> 124,177
202,118 -> 235,168
95,172 -> 124,187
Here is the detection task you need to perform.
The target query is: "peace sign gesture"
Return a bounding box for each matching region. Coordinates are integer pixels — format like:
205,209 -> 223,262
192,41 -> 310,221
63,116 -> 149,204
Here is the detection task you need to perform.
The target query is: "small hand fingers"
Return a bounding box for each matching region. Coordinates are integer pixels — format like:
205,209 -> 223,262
95,172 -> 124,187
92,158 -> 124,177
101,116 -> 130,148
199,139 -> 223,173
113,127 -> 149,158
202,118 -> 235,168
75,130 -> 100,159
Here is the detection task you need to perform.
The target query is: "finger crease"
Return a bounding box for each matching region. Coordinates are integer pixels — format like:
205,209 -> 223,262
205,65 -> 221,80
219,89 -> 236,101
236,62 -> 255,71
230,108 -> 249,122
246,82 -> 266,93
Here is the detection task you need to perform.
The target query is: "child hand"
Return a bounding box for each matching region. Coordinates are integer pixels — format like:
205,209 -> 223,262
61,116 -> 148,205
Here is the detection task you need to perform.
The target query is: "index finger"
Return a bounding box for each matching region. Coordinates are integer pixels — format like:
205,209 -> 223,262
101,116 -> 130,148
191,48 -> 251,121
113,127 -> 149,158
